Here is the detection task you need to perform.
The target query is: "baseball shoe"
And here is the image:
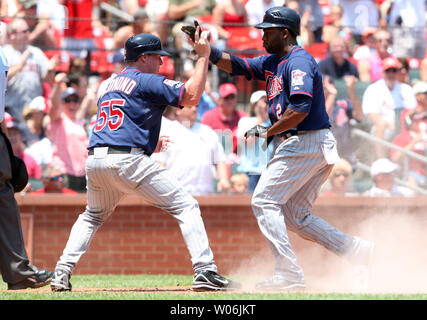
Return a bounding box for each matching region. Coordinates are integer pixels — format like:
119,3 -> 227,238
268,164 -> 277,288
192,270 -> 241,291
50,268 -> 72,292
8,265 -> 54,290
255,275 -> 306,292
346,236 -> 376,267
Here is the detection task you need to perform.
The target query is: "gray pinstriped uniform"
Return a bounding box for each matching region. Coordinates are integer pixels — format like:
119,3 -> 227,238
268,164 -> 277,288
55,65 -> 219,276
252,129 -> 354,283
55,150 -> 218,274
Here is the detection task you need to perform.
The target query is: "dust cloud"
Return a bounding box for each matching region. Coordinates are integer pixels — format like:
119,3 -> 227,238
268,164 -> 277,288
232,210 -> 427,294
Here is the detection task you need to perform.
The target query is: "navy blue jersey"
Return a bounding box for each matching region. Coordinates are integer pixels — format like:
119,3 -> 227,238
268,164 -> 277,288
89,67 -> 185,155
230,46 -> 330,131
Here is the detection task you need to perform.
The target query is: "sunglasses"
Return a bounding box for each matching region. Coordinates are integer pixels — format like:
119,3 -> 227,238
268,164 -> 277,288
64,96 -> 79,103
385,68 -> 398,73
49,174 -> 64,181
224,94 -> 236,100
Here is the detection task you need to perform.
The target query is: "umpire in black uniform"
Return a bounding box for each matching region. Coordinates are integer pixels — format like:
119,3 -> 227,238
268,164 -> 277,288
0,47 -> 53,290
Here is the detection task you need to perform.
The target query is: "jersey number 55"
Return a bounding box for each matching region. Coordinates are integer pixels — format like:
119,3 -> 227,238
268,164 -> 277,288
94,99 -> 125,132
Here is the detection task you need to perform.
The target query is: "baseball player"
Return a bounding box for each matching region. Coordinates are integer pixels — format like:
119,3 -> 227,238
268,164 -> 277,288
50,32 -> 240,292
185,7 -> 376,290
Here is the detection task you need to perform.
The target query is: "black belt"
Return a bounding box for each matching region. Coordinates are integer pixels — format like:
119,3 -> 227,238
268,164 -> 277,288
281,130 -> 299,139
88,146 -> 142,155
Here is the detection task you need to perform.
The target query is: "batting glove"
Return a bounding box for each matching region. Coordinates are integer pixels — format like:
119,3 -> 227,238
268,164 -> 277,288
244,125 -> 273,151
244,125 -> 268,139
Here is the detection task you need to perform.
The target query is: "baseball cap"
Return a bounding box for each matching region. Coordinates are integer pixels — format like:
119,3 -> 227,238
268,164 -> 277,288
250,90 -> 267,105
22,96 -> 48,120
61,87 -> 78,100
370,158 -> 399,177
412,81 -> 427,95
219,83 -> 237,98
382,57 -> 401,71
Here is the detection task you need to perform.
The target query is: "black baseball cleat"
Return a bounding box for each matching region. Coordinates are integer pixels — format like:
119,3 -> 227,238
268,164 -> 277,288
8,265 -> 54,290
50,268 -> 72,292
192,270 -> 241,291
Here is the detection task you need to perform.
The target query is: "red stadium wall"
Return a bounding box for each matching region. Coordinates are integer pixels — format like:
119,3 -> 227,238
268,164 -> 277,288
16,194 -> 427,275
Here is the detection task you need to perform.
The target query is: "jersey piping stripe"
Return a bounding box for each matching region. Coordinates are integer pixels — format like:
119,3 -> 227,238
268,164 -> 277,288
177,85 -> 185,108
243,58 -> 254,79
290,90 -> 313,97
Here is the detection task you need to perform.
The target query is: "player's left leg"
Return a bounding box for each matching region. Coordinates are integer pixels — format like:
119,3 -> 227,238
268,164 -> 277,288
251,134 -> 328,288
282,163 -> 354,256
283,162 -> 375,267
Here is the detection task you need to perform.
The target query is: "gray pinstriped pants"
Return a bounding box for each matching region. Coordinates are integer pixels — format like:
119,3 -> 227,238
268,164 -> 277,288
55,150 -> 217,274
252,129 -> 354,282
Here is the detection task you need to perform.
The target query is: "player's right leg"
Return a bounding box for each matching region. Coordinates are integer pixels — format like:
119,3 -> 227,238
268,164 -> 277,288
51,155 -> 125,292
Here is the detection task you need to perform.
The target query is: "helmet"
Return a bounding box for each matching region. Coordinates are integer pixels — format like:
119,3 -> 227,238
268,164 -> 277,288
255,7 -> 301,36
124,33 -> 170,62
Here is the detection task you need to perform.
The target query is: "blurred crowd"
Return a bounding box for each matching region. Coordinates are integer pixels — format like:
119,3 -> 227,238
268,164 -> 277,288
1,0 -> 427,197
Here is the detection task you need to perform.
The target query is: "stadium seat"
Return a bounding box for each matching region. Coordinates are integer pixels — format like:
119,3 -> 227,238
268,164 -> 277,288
226,27 -> 264,57
304,42 -> 328,62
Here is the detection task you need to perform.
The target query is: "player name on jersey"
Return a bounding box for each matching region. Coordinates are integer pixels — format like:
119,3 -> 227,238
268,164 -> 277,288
98,76 -> 137,98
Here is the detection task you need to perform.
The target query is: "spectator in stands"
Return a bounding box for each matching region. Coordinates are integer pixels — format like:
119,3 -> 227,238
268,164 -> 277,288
387,0 -> 426,60
285,0 -> 314,47
47,73 -> 89,193
201,83 -> 247,155
113,7 -> 156,50
323,75 -> 363,170
236,90 -> 272,192
15,0 -> 57,49
30,164 -> 78,194
68,57 -> 87,74
353,27 -> 377,82
321,158 -> 356,196
318,35 -> 359,80
3,18 -> 57,122
65,71 -> 88,104
245,0 -> 284,27
230,173 -> 249,194
61,0 -> 98,58
391,110 -> 427,189
211,0 -> 248,47
152,106 -> 231,195
363,158 -> 414,196
356,29 -> 394,83
167,0 -> 216,74
5,113 -> 41,191
145,0 -> 170,45
22,95 -> 48,146
322,4 -> 352,45
396,58 -> 410,85
337,0 -> 380,45
362,57 -> 417,158
297,0 -> 324,43
402,81 -> 427,122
